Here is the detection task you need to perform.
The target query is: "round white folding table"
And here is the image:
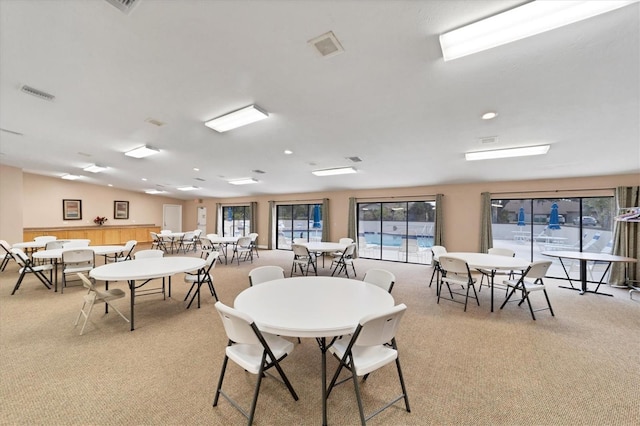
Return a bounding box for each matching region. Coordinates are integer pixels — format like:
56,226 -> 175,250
32,245 -> 126,292
90,257 -> 205,330
234,276 -> 394,426
300,242 -> 348,268
207,235 -> 239,264
437,252 -> 531,312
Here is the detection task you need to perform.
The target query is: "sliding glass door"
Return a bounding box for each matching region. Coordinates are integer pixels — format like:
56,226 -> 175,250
276,203 -> 323,249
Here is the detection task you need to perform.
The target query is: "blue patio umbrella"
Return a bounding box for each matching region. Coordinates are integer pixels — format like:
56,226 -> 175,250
517,207 -> 526,226
548,203 -> 561,230
227,208 -> 233,222
312,204 -> 321,229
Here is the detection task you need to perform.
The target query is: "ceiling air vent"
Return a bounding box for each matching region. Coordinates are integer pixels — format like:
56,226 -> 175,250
346,156 -> 362,163
308,31 -> 344,58
194,177 -> 206,182
479,136 -> 498,144
252,169 -> 266,174
104,0 -> 140,14
145,118 -> 165,127
20,85 -> 55,101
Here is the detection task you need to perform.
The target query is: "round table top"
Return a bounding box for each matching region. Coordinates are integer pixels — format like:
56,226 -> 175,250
207,235 -> 239,243
234,276 -> 394,338
32,245 -> 125,260
12,241 -> 48,249
90,257 -> 205,281
301,242 -> 348,252
542,250 -> 637,263
440,252 -> 531,271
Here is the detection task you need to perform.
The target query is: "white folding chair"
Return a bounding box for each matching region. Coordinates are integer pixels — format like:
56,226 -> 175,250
290,244 -> 317,276
331,243 -> 357,278
437,255 -> 479,311
61,249 -> 95,293
74,273 -> 129,335
213,302 -> 299,425
1,240 -> 16,271
248,232 -> 260,258
231,236 -> 253,265
183,252 -> 219,308
500,261 -> 555,320
477,247 -> 516,292
327,304 -> 410,425
362,268 -> 396,293
249,265 -> 285,286
429,245 -> 447,288
10,248 -> 53,294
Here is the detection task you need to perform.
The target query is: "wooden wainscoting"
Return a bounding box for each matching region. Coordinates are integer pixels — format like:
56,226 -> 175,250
23,225 -> 160,245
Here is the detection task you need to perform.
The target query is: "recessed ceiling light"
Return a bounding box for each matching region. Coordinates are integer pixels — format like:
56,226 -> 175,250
482,112 -> 498,120
125,145 -> 160,158
193,167 -> 200,172
83,164 -> 109,173
177,186 -> 199,191
141,178 -> 147,181
228,178 -> 259,185
312,167 -> 358,176
284,150 -> 293,155
61,174 -> 81,180
204,105 -> 269,132
439,1 -> 637,61
145,189 -> 167,194
465,145 -> 550,161
108,184 -> 113,187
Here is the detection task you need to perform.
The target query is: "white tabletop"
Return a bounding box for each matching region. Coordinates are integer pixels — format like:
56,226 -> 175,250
207,235 -> 239,244
542,251 -> 637,263
301,242 -> 347,253
32,245 -> 125,260
440,252 -> 530,271
12,241 -> 48,249
160,232 -> 185,238
234,276 -> 394,338
90,257 -> 205,281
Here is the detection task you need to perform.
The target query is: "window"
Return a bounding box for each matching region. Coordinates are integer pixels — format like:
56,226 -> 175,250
222,205 -> 251,237
357,200 -> 435,264
491,196 -> 615,280
276,203 -> 323,249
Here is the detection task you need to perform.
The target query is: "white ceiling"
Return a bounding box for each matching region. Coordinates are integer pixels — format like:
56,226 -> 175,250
1,0 -> 638,200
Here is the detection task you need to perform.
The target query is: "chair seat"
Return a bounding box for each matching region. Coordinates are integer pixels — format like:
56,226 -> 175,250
503,279 -> 546,292
330,339 -> 398,376
20,264 -> 53,273
64,265 -> 93,274
184,272 -> 211,283
226,333 -> 294,374
83,288 -> 126,303
442,275 -> 475,287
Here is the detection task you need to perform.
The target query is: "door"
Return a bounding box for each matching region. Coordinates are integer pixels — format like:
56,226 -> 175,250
163,204 -> 182,232
197,206 -> 207,234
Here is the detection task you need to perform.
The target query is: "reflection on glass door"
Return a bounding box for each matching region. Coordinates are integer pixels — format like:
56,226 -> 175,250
276,203 -> 323,249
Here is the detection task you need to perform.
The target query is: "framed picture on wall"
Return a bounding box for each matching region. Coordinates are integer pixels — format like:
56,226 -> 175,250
114,200 -> 129,219
62,199 -> 82,220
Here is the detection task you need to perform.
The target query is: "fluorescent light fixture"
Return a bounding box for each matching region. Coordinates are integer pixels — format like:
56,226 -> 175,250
124,145 -> 160,158
145,189 -> 167,194
312,167 -> 357,176
61,174 -> 81,180
177,186 -> 198,191
83,164 -> 108,173
465,145 -> 550,161
204,105 -> 269,132
439,1 -> 637,61
482,112 -> 498,120
228,178 -> 259,185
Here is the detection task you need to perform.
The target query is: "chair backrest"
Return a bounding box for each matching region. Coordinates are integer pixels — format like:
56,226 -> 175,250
76,273 -> 109,300
438,255 -> 471,276
160,230 -> 172,234
249,232 -> 258,242
291,244 -> 311,258
134,249 -> 164,259
204,251 -> 220,270
215,301 -> 261,345
62,249 -> 95,267
193,229 -> 202,237
0,240 -> 12,256
200,237 -> 213,250
10,248 -> 29,266
45,240 -> 65,250
431,245 -> 447,259
292,238 -> 306,245
363,269 -> 396,293
150,232 -> 160,241
354,303 -> 407,347
249,266 -> 285,286
183,231 -> 195,241
63,240 -> 91,248
237,236 -> 252,248
522,261 -> 552,280
488,247 -> 515,257
342,243 -> 356,258
122,240 -> 137,259
338,237 -> 354,245
34,236 -> 56,243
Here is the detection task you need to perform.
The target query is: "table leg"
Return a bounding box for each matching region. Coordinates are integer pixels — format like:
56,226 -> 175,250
318,336 -> 328,426
129,279 -> 135,331
105,280 -> 109,314
557,258 -> 613,297
54,260 -> 59,292
579,259 -> 587,295
490,270 -> 495,312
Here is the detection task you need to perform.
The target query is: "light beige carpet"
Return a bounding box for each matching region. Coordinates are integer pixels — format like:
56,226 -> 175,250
1,247 -> 639,425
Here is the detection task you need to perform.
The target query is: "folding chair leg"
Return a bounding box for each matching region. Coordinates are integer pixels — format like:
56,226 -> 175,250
543,289 -> 555,316
213,355 -> 229,407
